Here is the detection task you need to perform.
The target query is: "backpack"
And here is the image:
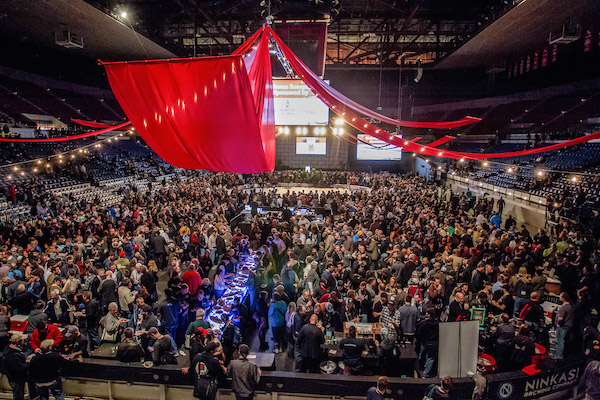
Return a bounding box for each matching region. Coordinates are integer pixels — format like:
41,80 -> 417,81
194,361 -> 218,400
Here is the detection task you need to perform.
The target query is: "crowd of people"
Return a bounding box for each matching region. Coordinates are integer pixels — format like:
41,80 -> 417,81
0,169 -> 598,400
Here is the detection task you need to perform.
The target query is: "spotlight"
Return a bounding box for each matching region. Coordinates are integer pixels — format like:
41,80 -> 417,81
33,168 -> 38,173
45,163 -> 50,168
389,136 -> 394,140
363,124 -> 368,128
302,128 -> 307,134
337,128 -> 344,135
507,167 -> 513,173
537,171 -> 543,176
71,154 -> 75,159
284,127 -> 290,135
572,176 -> 577,182
296,127 -> 301,134
120,11 -> 127,18
58,155 -> 63,159
321,127 -> 326,134
313,127 -> 319,134
7,175 -> 11,179
483,162 -> 489,167
438,152 -> 443,156
459,158 -> 465,163
404,141 -> 408,145
334,118 -> 344,126
37,159 -> 42,164
412,153 -> 416,157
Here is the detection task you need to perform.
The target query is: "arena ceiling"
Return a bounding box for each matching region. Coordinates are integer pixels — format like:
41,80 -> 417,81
0,0 -> 176,61
4,0 -> 596,71
435,0 -> 600,70
0,0 -> 509,67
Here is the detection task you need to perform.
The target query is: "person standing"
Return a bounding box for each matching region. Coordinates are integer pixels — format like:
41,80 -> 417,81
185,341 -> 227,400
366,376 -> 389,400
227,344 -> 261,400
554,292 -> 574,360
415,308 -> 439,378
3,332 -> 28,400
339,325 -> 364,375
28,340 -> 67,400
297,314 -> 324,373
396,295 -> 418,344
268,293 -> 287,353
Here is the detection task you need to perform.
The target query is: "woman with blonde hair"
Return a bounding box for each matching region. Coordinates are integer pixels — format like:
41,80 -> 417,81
285,301 -> 297,358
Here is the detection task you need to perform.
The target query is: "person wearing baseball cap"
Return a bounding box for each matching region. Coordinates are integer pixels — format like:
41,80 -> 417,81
3,332 -> 28,400
227,344 -> 261,400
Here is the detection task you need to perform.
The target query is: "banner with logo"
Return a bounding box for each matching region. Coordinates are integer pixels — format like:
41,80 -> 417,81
487,360 -> 585,400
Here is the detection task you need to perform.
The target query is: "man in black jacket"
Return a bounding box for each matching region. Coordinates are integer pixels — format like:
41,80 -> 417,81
116,327 -> 145,363
491,313 -> 515,372
215,233 -> 227,267
184,341 -> 227,400
3,332 -> 28,400
151,231 -> 167,270
26,300 -> 48,334
28,339 -> 68,400
148,327 -> 177,365
339,326 -> 365,375
415,308 -> 439,378
448,292 -> 470,322
82,291 -> 101,350
297,314 -> 324,373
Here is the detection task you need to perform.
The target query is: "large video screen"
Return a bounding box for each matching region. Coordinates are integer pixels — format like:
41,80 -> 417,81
274,79 -> 329,126
356,134 -> 403,160
296,137 -> 327,155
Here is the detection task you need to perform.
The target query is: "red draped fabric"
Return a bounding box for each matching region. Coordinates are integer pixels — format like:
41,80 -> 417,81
101,51 -> 274,172
245,30 -> 276,170
17,26 -> 600,166
232,27 -> 264,56
266,26 -> 600,160
427,136 -> 455,148
71,119 -> 131,129
268,27 -> 479,129
0,121 -> 131,142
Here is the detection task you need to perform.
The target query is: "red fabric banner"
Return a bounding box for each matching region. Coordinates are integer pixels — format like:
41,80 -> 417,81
268,27 -> 480,129
101,53 -> 274,173
0,121 -> 131,142
71,119 -> 128,129
427,136 -> 455,148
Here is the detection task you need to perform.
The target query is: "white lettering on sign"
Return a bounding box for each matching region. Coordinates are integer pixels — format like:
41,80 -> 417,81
523,368 -> 580,398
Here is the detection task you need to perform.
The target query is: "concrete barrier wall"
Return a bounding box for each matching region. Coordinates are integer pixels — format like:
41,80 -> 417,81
446,175 -> 547,232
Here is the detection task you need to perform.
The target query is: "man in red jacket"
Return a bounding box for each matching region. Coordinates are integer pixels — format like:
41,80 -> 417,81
30,321 -> 63,354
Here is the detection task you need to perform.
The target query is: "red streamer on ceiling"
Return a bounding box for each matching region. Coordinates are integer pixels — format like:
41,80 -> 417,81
9,26 -> 600,167
0,121 -> 131,142
267,26 -> 600,160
